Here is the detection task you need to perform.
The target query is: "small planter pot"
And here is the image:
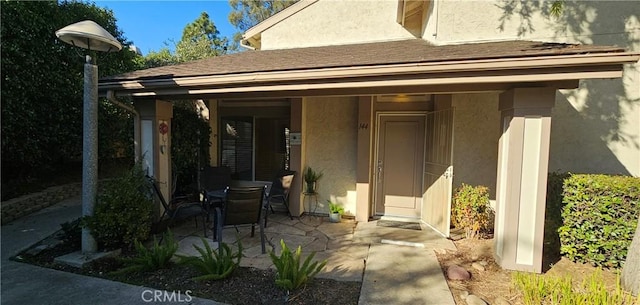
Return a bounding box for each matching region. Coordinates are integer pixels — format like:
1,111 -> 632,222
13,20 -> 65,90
305,182 -> 316,194
329,213 -> 342,223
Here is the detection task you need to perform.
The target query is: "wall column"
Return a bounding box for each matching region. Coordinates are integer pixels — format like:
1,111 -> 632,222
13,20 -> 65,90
134,99 -> 173,221
289,98 -> 303,216
206,99 -> 219,167
494,87 -> 555,273
356,96 -> 373,222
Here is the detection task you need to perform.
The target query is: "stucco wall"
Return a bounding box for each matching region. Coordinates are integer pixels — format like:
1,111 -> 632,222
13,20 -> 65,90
261,0 -> 415,50
452,93 -> 501,199
429,0 -> 640,176
303,97 -> 358,215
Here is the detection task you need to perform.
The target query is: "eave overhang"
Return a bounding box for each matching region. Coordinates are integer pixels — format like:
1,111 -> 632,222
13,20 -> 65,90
99,52 -> 639,99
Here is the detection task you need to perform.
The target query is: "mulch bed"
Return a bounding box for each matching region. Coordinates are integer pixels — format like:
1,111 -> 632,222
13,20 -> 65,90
13,233 -> 361,305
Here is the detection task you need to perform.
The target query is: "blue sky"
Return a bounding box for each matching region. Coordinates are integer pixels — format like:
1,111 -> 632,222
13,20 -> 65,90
94,1 -> 236,55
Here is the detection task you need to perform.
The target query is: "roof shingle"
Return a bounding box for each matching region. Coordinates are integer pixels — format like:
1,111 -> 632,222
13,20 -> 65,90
101,39 -> 625,82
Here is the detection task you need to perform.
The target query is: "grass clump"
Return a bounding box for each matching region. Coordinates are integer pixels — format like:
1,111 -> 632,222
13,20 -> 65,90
269,239 -> 326,291
512,270 -> 637,305
178,239 -> 242,281
112,230 -> 178,274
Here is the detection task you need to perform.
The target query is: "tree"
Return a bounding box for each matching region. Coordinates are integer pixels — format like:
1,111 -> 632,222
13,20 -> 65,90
623,220 -> 640,296
143,46 -> 177,68
176,12 -> 228,61
227,0 -> 299,46
1,0 -> 140,198
141,12 -> 227,68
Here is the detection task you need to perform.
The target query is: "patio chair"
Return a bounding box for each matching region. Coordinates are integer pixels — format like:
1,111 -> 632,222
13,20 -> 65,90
213,186 -> 268,254
200,166 -> 232,219
148,175 -> 208,237
265,170 -> 296,226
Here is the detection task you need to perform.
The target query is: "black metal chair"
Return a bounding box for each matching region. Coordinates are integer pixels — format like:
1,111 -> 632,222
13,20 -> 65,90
148,175 -> 207,237
265,170 -> 296,226
200,166 -> 232,220
213,186 -> 268,254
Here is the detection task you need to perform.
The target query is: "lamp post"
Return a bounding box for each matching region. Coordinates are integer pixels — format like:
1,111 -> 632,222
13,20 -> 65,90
56,20 -> 122,254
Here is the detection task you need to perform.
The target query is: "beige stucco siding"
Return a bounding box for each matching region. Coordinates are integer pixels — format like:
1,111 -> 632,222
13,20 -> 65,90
429,0 -> 640,176
550,76 -> 640,176
425,0 -> 557,43
451,93 -> 501,198
303,97 -> 358,216
261,0 -> 415,50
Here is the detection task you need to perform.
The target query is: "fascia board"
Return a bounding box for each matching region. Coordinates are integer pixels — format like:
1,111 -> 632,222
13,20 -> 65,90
99,52 -> 640,92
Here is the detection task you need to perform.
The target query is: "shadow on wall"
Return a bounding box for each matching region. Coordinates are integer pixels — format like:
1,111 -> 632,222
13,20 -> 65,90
499,0 -> 639,175
550,81 -> 633,176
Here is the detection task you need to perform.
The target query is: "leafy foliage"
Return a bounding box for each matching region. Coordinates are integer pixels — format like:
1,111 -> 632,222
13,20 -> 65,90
176,12 -> 228,61
59,219 -> 82,247
512,271 -> 635,305
84,164 -> 153,249
171,102 -> 211,194
112,230 -> 178,274
451,184 -> 492,239
558,174 -> 640,269
1,1 -> 140,198
178,239 -> 243,281
302,167 -> 323,183
141,12 -> 227,68
228,0 -> 299,47
269,239 -> 326,291
328,201 -> 344,215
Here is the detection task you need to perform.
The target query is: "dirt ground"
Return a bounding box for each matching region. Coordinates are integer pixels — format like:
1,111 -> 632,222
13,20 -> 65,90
436,238 -> 627,305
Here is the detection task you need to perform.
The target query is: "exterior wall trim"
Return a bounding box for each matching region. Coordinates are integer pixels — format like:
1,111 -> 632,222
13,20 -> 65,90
101,52 -> 639,92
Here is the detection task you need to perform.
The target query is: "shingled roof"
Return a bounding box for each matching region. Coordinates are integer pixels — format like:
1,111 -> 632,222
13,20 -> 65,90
101,39 -> 625,82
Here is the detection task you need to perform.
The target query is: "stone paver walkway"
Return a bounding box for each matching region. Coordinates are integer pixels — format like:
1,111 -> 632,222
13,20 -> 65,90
2,196 -> 457,305
174,213 -> 457,304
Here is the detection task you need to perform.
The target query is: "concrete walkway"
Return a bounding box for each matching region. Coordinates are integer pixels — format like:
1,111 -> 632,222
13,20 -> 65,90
1,197 -> 457,305
1,196 -> 222,305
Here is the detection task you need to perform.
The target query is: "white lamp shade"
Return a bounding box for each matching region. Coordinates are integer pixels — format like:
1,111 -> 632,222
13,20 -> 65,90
56,20 -> 122,52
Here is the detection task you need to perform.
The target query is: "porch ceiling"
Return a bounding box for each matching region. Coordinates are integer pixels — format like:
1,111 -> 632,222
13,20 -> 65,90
99,39 -> 639,99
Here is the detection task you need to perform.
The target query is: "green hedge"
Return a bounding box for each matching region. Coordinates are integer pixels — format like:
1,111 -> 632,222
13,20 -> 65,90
558,174 -> 640,269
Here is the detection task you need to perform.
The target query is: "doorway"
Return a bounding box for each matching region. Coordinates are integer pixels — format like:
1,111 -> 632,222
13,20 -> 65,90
374,113 -> 426,218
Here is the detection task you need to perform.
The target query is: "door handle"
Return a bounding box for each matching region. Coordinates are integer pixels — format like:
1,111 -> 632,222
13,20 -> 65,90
377,160 -> 383,183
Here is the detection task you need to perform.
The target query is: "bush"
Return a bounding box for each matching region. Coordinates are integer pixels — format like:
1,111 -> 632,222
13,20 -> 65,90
558,174 -> 640,269
113,230 -> 178,275
269,239 -> 326,291
59,219 -> 82,247
84,164 -> 153,249
544,172 -> 572,263
172,102 -> 211,195
178,239 -> 242,281
451,184 -> 492,239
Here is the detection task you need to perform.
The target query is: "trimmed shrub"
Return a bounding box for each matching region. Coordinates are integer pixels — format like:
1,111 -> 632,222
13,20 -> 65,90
84,164 -> 154,249
452,184 -> 493,239
558,174 -> 640,269
544,172 -> 572,263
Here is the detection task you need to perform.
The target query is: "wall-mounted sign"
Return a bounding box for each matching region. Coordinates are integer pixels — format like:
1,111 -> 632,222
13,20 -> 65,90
290,133 -> 302,145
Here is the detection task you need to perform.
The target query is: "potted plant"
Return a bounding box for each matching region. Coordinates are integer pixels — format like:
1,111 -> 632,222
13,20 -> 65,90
303,166 -> 323,194
327,201 -> 344,223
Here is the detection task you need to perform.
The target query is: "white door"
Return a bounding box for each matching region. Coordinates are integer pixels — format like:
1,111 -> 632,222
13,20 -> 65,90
423,108 -> 454,237
374,114 -> 426,218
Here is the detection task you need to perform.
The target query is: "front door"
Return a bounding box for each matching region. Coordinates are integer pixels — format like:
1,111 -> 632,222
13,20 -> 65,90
423,108 -> 454,237
374,113 -> 426,218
